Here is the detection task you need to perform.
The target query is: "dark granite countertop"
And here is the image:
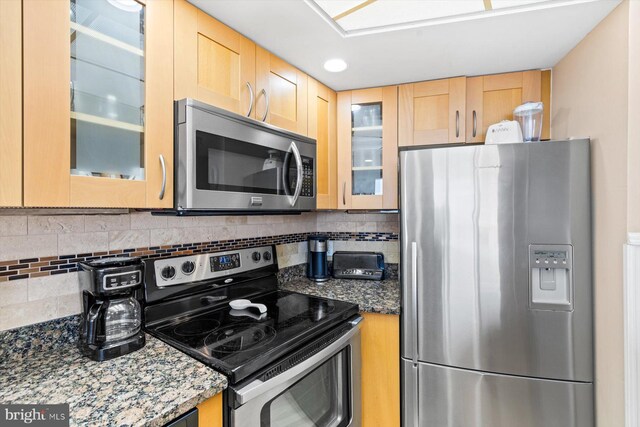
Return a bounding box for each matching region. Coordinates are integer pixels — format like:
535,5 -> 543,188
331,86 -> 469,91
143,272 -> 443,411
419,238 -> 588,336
278,265 -> 400,315
0,316 -> 227,427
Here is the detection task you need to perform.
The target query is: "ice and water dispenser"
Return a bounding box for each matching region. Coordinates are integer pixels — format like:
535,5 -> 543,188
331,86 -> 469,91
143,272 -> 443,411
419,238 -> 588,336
529,244 -> 573,311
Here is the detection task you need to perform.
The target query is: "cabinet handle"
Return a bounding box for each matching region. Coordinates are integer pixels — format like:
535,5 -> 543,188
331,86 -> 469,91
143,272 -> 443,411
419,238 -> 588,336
246,82 -> 254,117
259,88 -> 269,122
159,154 -> 166,200
472,110 -> 477,138
70,81 -> 75,110
455,110 -> 460,138
342,182 -> 346,206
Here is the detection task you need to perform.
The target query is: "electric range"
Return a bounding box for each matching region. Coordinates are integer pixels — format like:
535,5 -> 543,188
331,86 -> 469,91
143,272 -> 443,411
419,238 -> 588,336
143,245 -> 362,426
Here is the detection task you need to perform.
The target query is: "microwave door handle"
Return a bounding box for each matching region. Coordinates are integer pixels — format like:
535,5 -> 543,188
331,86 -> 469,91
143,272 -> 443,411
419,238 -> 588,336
282,151 -> 292,197
289,141 -> 303,207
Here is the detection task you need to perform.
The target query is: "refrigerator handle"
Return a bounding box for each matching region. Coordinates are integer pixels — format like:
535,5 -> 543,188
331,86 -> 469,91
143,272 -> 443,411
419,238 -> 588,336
411,241 -> 419,364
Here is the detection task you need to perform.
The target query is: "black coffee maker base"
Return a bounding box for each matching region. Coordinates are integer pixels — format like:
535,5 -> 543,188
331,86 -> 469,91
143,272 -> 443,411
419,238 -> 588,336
79,331 -> 146,362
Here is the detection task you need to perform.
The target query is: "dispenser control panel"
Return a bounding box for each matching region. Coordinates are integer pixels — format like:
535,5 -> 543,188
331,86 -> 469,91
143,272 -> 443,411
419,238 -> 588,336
529,244 -> 573,311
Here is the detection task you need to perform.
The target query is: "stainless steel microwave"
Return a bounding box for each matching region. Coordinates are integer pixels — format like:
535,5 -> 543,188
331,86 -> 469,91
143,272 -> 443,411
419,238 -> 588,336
174,99 -> 316,213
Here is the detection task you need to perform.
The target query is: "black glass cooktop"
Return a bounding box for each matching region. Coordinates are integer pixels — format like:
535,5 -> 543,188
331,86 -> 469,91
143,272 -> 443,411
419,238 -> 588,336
146,290 -> 359,383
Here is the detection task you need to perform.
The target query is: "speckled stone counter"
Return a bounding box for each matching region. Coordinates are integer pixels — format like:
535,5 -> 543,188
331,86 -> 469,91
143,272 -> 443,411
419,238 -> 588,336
279,265 -> 400,315
0,316 -> 227,427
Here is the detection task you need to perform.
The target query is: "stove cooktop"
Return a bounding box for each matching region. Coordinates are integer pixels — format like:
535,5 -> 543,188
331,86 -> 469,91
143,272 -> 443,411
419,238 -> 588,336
146,290 -> 359,383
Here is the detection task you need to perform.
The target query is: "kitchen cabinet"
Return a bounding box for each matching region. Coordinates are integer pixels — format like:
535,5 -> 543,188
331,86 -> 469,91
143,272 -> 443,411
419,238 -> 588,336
174,0 -> 256,118
466,70 -> 551,143
0,0 -> 22,207
256,47 -> 308,135
308,78 -> 337,210
23,0 -> 174,208
398,77 -> 466,146
337,87 -> 398,210
361,312 -> 400,427
197,393 -> 223,427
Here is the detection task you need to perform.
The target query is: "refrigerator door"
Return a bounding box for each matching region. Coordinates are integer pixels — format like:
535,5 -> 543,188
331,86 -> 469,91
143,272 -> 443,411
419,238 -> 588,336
401,359 -> 594,427
399,140 -> 592,382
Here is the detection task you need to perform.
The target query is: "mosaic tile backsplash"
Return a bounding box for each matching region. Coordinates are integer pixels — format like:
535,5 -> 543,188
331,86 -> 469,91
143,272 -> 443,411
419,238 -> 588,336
0,211 -> 399,330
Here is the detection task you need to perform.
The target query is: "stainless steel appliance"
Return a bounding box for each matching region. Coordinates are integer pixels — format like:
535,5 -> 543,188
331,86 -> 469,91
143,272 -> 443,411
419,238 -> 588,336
143,246 -> 361,427
332,251 -> 385,280
78,257 -> 145,361
174,99 -> 316,213
308,235 -> 330,282
399,139 -> 593,427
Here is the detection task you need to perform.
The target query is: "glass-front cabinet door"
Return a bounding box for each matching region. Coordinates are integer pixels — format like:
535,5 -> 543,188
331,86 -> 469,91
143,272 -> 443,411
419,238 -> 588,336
23,0 -> 173,208
337,87 -> 398,210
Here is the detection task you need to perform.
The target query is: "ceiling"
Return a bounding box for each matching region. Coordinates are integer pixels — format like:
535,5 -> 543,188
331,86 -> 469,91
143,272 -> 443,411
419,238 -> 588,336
189,0 -> 621,91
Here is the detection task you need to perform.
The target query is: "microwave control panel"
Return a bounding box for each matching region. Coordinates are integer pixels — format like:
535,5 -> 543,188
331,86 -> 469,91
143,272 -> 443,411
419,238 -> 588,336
301,157 -> 314,197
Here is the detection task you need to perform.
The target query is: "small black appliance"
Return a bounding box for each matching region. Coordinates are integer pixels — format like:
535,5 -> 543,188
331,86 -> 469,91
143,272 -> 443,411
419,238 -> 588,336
78,257 -> 145,361
332,251 -> 385,280
307,234 -> 329,282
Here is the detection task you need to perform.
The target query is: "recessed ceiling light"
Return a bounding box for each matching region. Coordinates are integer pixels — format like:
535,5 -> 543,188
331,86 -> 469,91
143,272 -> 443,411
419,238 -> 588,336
324,58 -> 348,72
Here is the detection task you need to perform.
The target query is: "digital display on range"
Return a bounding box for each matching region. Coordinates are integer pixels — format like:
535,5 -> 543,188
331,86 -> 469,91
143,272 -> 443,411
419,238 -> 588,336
210,253 -> 241,272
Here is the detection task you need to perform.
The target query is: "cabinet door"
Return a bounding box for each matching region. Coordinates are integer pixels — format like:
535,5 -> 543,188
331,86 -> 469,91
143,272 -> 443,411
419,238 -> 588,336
399,77 -> 465,146
24,0 -> 172,208
466,70 -> 544,143
197,393 -> 222,427
361,312 -> 400,427
256,47 -> 308,135
0,0 -> 22,207
338,87 -> 398,210
308,78 -> 337,210
174,0 -> 256,118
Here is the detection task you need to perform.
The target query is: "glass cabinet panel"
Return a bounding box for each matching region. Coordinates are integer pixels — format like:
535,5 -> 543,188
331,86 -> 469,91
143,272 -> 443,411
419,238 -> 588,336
70,0 -> 145,180
351,102 -> 383,196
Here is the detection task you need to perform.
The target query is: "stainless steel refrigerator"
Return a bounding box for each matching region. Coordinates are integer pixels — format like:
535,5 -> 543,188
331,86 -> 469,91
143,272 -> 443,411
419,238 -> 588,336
399,139 -> 593,427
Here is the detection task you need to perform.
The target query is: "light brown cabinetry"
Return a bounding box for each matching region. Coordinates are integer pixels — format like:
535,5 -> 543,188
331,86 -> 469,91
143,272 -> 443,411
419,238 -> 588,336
174,0 -> 255,118
399,77 -> 466,146
197,393 -> 222,427
337,87 -> 398,210
361,312 -> 400,427
174,1 -> 308,135
308,78 -> 337,210
0,0 -> 23,207
22,0 -> 174,208
466,70 -> 550,143
256,47 -> 308,135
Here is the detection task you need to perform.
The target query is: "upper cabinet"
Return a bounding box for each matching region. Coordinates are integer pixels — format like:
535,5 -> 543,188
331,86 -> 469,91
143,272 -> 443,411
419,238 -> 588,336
398,77 -> 466,146
174,1 -> 308,135
0,0 -> 22,207
256,47 -> 308,135
23,0 -> 174,208
308,78 -> 337,210
466,70 -> 550,143
337,87 -> 398,210
174,0 -> 255,118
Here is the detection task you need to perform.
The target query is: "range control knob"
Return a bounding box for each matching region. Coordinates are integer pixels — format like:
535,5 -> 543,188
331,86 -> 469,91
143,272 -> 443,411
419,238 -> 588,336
161,265 -> 176,280
263,251 -> 272,261
181,260 -> 195,275
252,251 -> 261,262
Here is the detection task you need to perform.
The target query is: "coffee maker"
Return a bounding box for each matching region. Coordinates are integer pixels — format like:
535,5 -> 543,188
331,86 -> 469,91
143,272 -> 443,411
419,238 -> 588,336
307,235 -> 329,282
78,257 -> 145,361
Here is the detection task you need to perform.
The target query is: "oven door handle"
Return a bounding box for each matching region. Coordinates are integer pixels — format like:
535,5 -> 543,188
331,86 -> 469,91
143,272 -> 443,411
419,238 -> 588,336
232,317 -> 362,405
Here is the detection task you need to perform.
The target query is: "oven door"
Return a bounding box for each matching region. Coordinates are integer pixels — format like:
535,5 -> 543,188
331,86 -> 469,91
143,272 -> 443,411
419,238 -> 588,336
176,99 -> 316,211
228,321 -> 361,427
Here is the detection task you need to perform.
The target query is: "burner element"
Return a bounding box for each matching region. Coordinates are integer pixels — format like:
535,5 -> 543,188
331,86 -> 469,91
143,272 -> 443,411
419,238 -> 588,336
204,323 -> 277,354
173,318 -> 221,337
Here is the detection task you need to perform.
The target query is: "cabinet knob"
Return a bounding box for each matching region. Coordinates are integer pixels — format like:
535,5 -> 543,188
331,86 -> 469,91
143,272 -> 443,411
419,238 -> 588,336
246,82 -> 254,117
259,88 -> 269,122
